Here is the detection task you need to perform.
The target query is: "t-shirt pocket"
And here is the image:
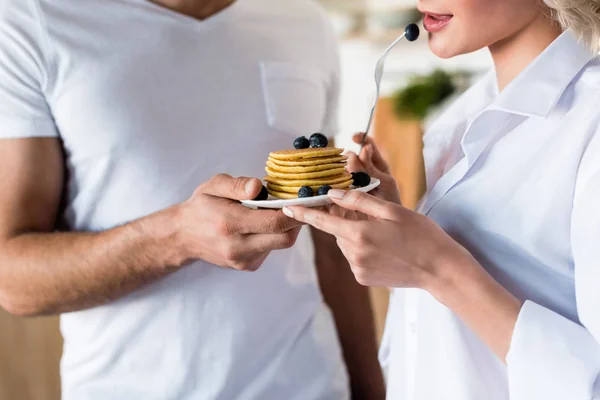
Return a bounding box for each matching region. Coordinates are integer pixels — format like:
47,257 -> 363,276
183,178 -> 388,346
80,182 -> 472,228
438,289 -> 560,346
260,61 -> 328,138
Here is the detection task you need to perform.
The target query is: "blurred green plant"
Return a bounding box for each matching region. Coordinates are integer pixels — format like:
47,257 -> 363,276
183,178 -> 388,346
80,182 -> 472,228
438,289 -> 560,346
392,69 -> 462,120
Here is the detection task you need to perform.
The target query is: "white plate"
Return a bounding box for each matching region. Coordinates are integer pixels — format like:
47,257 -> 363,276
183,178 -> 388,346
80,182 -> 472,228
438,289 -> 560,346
241,178 -> 381,209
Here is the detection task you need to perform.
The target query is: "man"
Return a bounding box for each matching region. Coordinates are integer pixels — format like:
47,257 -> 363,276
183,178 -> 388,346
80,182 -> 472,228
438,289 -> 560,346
0,0 -> 384,398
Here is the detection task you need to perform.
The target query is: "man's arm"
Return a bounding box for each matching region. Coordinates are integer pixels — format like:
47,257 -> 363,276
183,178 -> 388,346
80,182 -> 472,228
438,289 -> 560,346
0,138 -> 302,317
312,227 -> 386,399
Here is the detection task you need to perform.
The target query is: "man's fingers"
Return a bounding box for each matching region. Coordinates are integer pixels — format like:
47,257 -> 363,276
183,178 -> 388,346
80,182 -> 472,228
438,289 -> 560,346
244,227 -> 302,252
327,190 -> 399,220
221,227 -> 301,271
200,174 -> 263,200
246,253 -> 270,271
282,206 -> 356,239
232,208 -> 304,235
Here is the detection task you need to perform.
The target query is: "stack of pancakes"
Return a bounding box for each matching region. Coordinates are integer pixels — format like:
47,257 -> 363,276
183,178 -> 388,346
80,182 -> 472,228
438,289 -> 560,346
264,147 -> 353,199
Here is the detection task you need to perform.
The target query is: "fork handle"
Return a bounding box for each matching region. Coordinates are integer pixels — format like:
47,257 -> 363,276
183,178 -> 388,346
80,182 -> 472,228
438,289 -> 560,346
359,99 -> 378,153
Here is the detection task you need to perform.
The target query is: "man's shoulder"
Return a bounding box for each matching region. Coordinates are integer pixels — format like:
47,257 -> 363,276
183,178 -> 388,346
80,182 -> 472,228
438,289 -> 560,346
248,0 -> 332,32
0,0 -> 45,54
245,0 -> 338,65
0,0 -> 32,20
252,0 -> 326,16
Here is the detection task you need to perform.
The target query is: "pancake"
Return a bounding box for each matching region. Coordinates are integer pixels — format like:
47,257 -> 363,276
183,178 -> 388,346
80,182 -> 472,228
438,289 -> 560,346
264,173 -> 352,186
266,188 -> 300,199
268,155 -> 347,167
269,147 -> 343,161
266,160 -> 346,173
265,167 -> 346,180
267,179 -> 353,194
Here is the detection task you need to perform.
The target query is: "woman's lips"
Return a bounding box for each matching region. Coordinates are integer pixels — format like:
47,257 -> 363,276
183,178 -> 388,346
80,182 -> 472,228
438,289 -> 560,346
423,13 -> 453,33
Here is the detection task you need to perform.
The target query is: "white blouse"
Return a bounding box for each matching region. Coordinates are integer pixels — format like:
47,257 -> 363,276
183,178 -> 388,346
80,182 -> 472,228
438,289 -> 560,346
381,31 -> 600,400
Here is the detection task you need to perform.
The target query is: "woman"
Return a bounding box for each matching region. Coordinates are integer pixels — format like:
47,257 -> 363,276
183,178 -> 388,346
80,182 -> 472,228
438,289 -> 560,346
283,0 -> 600,399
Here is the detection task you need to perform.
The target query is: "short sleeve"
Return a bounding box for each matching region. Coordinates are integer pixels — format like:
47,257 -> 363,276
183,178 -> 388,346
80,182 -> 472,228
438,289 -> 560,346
0,0 -> 58,139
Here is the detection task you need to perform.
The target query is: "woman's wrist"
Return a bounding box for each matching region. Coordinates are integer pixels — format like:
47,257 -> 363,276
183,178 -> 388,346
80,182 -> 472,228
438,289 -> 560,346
424,246 -> 523,361
425,245 -> 520,314
422,244 -> 476,304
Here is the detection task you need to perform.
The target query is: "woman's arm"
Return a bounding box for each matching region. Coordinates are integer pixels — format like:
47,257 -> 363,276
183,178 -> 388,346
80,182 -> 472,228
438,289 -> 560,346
284,191 -> 521,361
499,166 -> 600,399
284,187 -> 600,399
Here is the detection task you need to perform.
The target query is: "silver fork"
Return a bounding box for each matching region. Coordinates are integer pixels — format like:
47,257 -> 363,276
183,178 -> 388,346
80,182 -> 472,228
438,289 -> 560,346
359,23 -> 420,153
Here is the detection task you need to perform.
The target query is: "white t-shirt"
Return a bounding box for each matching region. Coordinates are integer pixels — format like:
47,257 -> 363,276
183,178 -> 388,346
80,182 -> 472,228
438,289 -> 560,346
0,0 -> 349,399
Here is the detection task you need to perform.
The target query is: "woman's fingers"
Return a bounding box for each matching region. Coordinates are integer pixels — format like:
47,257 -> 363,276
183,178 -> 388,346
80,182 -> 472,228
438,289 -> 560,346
352,132 -> 367,145
362,144 -> 391,174
328,190 -> 400,220
347,148 -> 387,181
347,152 -> 372,174
352,133 -> 392,174
330,204 -> 359,221
283,206 -> 357,239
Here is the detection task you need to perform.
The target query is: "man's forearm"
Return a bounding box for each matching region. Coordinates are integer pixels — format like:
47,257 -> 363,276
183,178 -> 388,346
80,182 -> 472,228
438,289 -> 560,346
312,227 -> 386,399
0,205 -> 187,316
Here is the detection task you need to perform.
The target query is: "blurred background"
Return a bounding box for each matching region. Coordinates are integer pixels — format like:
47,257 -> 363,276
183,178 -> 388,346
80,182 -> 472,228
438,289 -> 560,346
0,1 -> 492,398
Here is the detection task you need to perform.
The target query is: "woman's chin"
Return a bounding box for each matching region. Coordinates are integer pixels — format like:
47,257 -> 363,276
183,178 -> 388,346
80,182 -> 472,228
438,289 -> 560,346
428,36 -> 476,59
428,31 -> 489,59
428,36 -> 461,59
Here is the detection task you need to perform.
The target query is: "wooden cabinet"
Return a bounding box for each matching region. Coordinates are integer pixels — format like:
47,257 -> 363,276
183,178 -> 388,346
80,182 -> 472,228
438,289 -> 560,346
0,310 -> 62,400
372,97 -> 426,210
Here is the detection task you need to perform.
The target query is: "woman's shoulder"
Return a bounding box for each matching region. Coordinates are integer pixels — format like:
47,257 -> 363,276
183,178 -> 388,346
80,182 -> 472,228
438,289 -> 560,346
561,57 -> 600,132
568,57 -> 600,103
567,58 -> 600,195
578,56 -> 600,85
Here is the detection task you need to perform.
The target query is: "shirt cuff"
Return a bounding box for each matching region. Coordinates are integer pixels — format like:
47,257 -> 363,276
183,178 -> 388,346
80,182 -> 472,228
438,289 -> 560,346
506,300 -> 600,400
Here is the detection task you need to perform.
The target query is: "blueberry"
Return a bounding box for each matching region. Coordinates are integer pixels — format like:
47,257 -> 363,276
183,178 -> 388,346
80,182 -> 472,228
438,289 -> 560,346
253,185 -> 269,201
405,23 -> 420,42
317,185 -> 332,196
293,136 -> 310,149
352,171 -> 371,187
309,133 -> 328,148
298,186 -> 314,198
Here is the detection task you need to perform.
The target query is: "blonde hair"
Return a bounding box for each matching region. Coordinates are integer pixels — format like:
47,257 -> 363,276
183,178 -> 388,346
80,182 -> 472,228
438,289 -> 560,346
544,0 -> 600,53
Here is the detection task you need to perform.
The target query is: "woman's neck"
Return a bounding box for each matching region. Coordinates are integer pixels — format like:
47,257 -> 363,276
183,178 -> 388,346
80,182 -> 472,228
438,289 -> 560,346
150,0 -> 236,20
489,14 -> 563,91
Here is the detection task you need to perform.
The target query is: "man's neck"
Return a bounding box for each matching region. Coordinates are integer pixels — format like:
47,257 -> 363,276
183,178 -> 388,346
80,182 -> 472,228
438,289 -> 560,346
149,0 -> 236,20
489,14 -> 562,92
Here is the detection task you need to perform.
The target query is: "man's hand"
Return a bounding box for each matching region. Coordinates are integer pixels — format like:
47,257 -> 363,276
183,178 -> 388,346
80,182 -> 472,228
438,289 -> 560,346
0,138 -> 303,316
178,174 -> 303,271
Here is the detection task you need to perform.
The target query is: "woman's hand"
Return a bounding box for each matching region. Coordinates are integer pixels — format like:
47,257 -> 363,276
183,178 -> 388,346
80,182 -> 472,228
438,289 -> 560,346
284,190 -> 471,291
284,190 -> 523,362
347,133 -> 401,205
